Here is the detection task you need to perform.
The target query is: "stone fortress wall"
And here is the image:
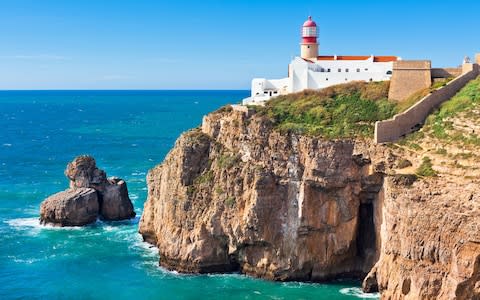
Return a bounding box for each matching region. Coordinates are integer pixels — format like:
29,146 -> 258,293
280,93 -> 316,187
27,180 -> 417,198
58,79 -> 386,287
388,61 -> 463,101
388,61 -> 432,101
375,60 -> 480,143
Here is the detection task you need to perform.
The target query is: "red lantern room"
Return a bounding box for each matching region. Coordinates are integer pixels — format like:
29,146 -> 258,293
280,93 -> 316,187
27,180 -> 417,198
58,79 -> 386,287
300,16 -> 319,59
302,16 -> 317,44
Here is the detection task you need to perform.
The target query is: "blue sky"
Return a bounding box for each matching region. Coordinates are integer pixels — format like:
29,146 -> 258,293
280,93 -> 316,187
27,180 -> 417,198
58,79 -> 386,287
0,0 -> 479,90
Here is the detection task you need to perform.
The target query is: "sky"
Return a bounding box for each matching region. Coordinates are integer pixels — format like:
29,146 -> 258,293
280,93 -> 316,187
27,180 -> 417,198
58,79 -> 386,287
0,0 -> 479,90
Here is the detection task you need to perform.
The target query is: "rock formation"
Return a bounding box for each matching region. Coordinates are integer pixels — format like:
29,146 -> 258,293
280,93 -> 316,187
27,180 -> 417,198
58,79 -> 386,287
366,179 -> 480,299
40,155 -> 135,226
39,188 -> 99,226
139,108 -> 387,279
139,105 -> 480,299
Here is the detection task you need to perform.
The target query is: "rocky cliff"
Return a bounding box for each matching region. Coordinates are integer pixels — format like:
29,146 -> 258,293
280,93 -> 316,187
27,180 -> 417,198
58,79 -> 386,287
139,103 -> 480,299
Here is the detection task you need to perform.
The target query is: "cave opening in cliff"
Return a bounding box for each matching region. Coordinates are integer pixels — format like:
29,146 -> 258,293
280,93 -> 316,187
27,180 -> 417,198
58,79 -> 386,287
356,203 -> 376,260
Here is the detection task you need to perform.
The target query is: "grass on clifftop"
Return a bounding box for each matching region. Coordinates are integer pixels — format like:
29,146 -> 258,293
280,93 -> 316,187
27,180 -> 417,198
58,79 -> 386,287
425,76 -> 480,144
256,81 -> 397,138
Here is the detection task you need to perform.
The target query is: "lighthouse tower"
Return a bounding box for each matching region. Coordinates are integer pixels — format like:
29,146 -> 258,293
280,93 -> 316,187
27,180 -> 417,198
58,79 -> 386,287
300,16 -> 319,59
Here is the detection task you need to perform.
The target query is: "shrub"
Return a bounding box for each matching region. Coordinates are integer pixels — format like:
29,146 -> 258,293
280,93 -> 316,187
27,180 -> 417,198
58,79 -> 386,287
217,153 -> 240,169
194,170 -> 214,185
225,196 -> 236,208
416,156 -> 437,177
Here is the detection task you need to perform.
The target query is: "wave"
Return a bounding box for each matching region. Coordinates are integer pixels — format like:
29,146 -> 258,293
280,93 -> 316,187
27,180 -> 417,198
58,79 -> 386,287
5,217 -> 85,233
131,172 -> 146,176
339,287 -> 380,299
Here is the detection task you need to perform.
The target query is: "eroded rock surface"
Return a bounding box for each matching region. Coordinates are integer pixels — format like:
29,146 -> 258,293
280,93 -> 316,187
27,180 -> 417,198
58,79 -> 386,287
139,108 -> 387,280
40,188 -> 99,226
139,106 -> 480,299
369,175 -> 480,300
39,155 -> 135,226
100,177 -> 135,221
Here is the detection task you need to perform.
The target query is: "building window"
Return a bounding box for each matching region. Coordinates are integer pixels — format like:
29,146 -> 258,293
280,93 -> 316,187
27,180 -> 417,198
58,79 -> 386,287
365,68 -> 369,71
326,78 -> 329,81
369,78 -> 373,82
345,68 -> 349,72
327,68 -> 331,72
338,68 -> 341,72
386,70 -> 393,75
345,78 -> 348,81
320,68 -> 324,72
357,68 -> 360,72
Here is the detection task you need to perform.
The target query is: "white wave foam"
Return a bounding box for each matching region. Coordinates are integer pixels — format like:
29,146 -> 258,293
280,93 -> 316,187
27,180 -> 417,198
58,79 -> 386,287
339,287 -> 380,299
6,217 -> 85,232
6,217 -> 39,228
131,172 -> 146,176
2,143 -> 12,147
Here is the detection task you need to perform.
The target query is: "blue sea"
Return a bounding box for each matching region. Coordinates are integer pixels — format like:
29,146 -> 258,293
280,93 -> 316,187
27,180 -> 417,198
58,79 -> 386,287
0,90 -> 378,299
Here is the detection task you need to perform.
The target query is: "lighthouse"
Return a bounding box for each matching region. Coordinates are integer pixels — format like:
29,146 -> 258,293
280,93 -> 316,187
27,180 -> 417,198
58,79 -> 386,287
300,16 -> 319,59
242,16 -> 398,105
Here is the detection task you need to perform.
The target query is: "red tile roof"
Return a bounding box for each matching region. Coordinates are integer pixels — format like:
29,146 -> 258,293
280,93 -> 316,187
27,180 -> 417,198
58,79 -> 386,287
373,56 -> 398,62
316,55 -> 397,62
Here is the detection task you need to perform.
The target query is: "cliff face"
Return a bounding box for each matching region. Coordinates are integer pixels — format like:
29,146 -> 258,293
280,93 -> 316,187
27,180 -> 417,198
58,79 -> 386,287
139,107 -> 387,280
368,179 -> 480,299
139,107 -> 480,299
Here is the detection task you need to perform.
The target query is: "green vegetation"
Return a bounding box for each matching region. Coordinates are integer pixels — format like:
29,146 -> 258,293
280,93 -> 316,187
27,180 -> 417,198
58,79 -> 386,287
431,78 -> 454,90
397,131 -> 425,149
194,170 -> 214,185
225,196 -> 236,208
396,88 -> 430,113
184,128 -> 211,145
257,81 -> 397,138
217,153 -> 240,169
416,156 -> 437,177
187,185 -> 196,196
409,143 -> 423,151
435,148 -> 447,155
426,77 -> 480,144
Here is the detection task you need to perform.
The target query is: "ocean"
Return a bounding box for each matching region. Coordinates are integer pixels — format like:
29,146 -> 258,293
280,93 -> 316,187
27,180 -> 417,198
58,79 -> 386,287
0,90 -> 378,299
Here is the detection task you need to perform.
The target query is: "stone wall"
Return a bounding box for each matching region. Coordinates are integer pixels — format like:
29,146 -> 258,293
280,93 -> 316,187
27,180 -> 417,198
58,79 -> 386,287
375,64 -> 479,143
431,67 -> 462,79
388,60 -> 432,101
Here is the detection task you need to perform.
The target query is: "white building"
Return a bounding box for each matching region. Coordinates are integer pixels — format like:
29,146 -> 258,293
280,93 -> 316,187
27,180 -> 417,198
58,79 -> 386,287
243,16 -> 399,105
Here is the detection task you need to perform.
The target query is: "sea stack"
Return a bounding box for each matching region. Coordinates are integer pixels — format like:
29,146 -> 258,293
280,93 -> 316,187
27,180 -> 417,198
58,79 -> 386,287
40,155 -> 135,226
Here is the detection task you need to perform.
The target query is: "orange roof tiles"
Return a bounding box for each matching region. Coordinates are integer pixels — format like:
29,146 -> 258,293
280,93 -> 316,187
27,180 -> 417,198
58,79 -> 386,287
316,55 -> 397,62
373,56 -> 398,62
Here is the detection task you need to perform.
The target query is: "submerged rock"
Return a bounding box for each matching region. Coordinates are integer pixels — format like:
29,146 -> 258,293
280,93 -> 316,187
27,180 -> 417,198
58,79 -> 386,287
40,188 -> 99,226
39,155 -> 135,226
